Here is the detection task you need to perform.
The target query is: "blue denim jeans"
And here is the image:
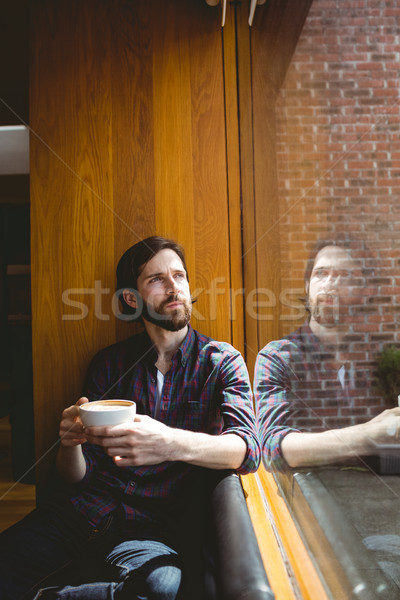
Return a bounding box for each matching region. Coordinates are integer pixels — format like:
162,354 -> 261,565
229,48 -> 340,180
0,499 -> 181,600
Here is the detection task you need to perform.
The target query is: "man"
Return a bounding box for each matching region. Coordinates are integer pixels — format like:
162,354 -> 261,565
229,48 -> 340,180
255,239 -> 400,472
0,236 -> 260,600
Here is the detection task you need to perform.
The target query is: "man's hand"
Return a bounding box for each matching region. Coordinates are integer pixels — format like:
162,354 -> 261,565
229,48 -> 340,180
84,414 -> 247,470
282,406 -> 400,468
363,406 -> 400,447
56,397 -> 89,483
84,414 -> 175,466
59,397 -> 88,447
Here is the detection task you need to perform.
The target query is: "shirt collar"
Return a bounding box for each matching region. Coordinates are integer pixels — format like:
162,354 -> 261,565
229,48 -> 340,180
140,324 -> 195,367
177,324 -> 195,367
139,329 -> 157,362
297,321 -> 323,356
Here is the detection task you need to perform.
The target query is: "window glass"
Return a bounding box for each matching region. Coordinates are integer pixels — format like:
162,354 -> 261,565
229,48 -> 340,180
255,0 -> 400,596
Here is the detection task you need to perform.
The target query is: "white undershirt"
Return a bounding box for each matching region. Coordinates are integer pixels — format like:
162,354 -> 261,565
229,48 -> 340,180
154,370 -> 165,420
338,364 -> 346,389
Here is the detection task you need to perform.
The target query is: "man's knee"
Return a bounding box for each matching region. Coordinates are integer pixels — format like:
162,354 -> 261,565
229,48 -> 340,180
145,565 -> 181,600
120,564 -> 181,600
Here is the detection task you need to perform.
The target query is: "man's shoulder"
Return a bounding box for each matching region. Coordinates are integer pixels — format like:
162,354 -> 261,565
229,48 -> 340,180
191,328 -> 241,358
88,331 -> 149,366
258,323 -> 315,358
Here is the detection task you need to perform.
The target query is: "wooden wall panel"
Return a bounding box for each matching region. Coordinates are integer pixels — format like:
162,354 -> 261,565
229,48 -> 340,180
110,2 -> 157,342
238,6 -> 283,377
152,7 -> 196,261
30,1 -> 115,491
150,3 -> 233,343
223,7 -> 245,353
189,11 -> 231,343
239,0 -> 313,376
236,3 -> 259,376
30,0 -> 243,490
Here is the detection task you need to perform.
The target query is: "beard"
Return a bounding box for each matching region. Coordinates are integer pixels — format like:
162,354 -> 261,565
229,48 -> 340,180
309,293 -> 341,327
142,295 -> 192,331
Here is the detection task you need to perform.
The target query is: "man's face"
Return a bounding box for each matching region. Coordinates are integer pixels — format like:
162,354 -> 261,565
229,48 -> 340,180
306,246 -> 362,327
136,249 -> 192,331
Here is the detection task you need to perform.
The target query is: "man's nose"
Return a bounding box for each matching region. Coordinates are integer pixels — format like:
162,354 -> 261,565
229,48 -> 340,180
166,276 -> 179,294
326,272 -> 341,286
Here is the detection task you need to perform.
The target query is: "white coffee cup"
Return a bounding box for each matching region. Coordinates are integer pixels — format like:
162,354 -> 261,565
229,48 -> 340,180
79,399 -> 136,427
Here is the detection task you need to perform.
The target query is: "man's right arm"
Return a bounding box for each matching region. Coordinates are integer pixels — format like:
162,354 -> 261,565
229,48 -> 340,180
281,407 -> 400,468
255,344 -> 400,468
254,342 -> 301,471
56,397 -> 89,483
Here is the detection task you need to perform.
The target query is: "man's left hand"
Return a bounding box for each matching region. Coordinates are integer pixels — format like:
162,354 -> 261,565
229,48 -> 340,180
84,415 -> 175,466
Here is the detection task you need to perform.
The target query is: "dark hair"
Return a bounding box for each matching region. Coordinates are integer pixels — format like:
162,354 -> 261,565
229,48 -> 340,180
116,236 -> 189,316
302,237 -> 372,315
304,237 -> 368,287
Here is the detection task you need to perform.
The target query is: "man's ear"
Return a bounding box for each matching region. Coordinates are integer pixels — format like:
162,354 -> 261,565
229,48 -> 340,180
122,289 -> 138,309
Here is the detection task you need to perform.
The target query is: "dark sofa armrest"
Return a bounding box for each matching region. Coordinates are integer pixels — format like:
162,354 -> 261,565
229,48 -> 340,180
211,472 -> 275,600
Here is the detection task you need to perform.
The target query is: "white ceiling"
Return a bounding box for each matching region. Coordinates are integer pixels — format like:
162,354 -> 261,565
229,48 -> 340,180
0,125 -> 29,175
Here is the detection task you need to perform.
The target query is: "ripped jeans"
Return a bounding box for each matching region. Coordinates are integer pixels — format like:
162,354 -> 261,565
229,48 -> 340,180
0,498 -> 181,600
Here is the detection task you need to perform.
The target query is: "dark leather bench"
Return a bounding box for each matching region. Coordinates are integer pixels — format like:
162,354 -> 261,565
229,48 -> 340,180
211,471 -> 275,600
36,470 -> 274,600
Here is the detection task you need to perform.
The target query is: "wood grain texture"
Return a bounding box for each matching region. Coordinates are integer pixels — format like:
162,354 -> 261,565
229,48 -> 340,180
248,0 -> 313,355
152,4 -> 196,264
110,1 -> 157,343
241,473 -> 298,600
238,0 -> 312,376
256,466 -> 331,600
151,0 -> 233,343
30,0 -> 116,490
250,45 -> 282,352
190,9 -> 232,344
223,6 -> 245,355
30,0 -> 239,489
251,0 -> 314,97
236,3 -> 259,376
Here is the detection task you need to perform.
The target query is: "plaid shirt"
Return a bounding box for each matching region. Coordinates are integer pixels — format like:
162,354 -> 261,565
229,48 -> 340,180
254,322 -> 371,472
69,326 -> 259,530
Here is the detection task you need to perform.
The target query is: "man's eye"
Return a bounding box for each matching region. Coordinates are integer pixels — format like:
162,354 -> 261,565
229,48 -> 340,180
314,269 -> 327,278
150,277 -> 161,283
175,273 -> 185,279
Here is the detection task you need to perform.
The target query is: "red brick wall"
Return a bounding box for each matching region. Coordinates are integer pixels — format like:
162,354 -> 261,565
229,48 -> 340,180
274,0 -> 400,421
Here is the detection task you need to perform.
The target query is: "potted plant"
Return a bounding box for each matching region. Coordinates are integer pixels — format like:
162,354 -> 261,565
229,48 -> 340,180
375,345 -> 400,405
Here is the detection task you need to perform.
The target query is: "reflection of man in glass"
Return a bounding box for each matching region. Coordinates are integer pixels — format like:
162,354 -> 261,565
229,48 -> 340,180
255,239 -> 400,471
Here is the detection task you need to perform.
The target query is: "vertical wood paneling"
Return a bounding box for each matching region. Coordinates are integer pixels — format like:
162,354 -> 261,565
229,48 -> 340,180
238,10 -> 282,378
251,62 -> 282,353
223,7 -> 245,354
110,1 -> 157,342
30,0 -> 242,489
190,10 -> 232,344
30,1 -> 115,490
249,0 -> 313,356
236,4 -> 259,375
152,6 -> 196,257
151,1 -> 233,343
238,0 -> 313,376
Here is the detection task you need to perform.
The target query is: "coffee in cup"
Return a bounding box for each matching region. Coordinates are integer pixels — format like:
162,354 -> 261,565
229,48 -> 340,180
79,399 -> 136,427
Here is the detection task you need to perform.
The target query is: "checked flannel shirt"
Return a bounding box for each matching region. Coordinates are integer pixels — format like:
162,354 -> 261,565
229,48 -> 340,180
254,322 -> 375,472
69,325 -> 260,532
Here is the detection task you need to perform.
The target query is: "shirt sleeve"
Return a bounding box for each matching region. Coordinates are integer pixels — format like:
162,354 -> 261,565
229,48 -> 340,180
216,347 -> 260,475
254,341 -> 301,472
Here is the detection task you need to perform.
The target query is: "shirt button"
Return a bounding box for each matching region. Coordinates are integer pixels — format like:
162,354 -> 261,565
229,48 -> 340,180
126,481 -> 135,495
